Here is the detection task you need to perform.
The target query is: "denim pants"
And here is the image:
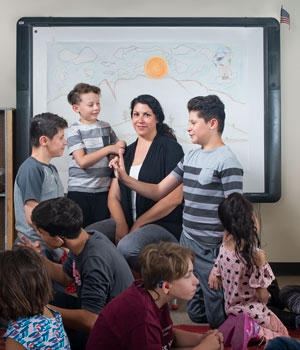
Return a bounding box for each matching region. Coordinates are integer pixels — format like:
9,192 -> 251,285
266,337 -> 300,350
180,233 -> 226,329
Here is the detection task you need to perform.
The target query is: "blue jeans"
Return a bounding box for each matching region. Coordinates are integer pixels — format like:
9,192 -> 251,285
180,233 -> 226,329
86,219 -> 178,272
266,337 -> 300,349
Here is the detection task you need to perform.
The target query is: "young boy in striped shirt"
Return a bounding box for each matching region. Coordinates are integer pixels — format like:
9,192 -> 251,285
67,83 -> 126,227
110,95 -> 244,329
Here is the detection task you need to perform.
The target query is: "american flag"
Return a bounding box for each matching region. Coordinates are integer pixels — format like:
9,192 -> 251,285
280,7 -> 290,28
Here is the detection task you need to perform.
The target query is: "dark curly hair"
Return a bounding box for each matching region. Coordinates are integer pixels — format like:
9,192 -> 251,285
130,94 -> 176,141
187,95 -> 225,133
218,192 -> 260,271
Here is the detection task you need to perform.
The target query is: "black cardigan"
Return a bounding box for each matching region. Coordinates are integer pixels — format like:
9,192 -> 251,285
119,134 -> 184,240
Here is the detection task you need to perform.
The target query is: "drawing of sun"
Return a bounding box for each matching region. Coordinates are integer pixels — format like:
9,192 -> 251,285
144,56 -> 168,79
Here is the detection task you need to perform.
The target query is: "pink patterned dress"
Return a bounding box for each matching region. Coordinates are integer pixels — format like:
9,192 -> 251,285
212,244 -> 289,341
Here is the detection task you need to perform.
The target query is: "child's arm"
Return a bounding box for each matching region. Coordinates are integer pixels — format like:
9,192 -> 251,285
24,199 -> 39,226
72,140 -> 126,169
253,250 -> 271,304
48,305 -> 98,333
5,338 -> 26,350
173,328 -> 223,350
256,288 -> 271,304
208,269 -> 222,290
110,150 -> 181,201
129,184 -> 183,233
17,235 -> 73,287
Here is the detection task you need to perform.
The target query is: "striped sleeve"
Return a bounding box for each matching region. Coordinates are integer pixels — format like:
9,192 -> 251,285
220,158 -> 243,196
67,124 -> 85,155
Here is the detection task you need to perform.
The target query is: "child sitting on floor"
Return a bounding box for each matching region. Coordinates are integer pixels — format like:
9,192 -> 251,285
87,242 -> 224,350
0,247 -> 70,350
209,192 -> 289,350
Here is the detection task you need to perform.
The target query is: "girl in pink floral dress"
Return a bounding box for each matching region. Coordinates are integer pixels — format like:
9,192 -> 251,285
209,193 -> 289,350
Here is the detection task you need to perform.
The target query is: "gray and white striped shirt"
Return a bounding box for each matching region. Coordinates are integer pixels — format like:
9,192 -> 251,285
67,120 -> 118,193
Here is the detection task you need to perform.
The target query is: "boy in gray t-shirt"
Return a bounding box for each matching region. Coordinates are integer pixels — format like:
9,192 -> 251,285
28,197 -> 133,349
14,112 -> 68,261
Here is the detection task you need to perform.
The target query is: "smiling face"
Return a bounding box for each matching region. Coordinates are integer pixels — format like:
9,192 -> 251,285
73,92 -> 101,124
131,103 -> 158,140
169,259 -> 199,301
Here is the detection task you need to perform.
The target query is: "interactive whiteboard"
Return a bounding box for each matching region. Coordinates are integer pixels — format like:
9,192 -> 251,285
16,17 -> 281,202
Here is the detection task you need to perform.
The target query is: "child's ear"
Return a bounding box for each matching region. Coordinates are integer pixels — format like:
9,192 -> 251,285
162,282 -> 171,295
72,104 -> 80,113
209,118 -> 219,130
39,135 -> 48,146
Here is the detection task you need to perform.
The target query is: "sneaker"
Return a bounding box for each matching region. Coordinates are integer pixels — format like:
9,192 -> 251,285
218,314 -> 237,346
231,313 -> 260,350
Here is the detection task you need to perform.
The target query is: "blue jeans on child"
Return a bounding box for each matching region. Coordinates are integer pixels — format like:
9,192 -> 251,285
266,337 -> 300,349
180,233 -> 226,329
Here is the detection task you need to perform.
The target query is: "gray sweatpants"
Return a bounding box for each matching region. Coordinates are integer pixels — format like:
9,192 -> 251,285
86,219 -> 178,272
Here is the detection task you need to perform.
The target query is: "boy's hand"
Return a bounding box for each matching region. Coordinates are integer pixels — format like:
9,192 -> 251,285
116,140 -> 126,150
109,149 -> 128,181
17,235 -> 42,255
108,140 -> 126,157
208,270 -> 222,290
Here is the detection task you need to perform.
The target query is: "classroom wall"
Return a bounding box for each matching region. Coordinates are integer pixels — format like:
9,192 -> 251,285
0,0 -> 298,262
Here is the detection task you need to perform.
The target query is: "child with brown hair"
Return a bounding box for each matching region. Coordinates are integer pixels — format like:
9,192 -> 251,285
0,248 -> 70,349
67,83 -> 126,226
86,242 -> 223,350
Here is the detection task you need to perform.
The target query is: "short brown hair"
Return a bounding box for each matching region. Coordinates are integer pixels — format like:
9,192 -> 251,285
0,248 -> 53,321
67,83 -> 101,105
140,242 -> 194,291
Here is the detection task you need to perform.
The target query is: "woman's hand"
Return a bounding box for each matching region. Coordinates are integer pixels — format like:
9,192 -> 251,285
208,269 -> 222,290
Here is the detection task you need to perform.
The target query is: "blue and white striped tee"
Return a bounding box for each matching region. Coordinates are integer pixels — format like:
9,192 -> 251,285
171,145 -> 243,241
67,120 -> 118,193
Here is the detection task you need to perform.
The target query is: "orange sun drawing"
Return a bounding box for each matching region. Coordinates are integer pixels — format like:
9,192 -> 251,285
144,56 -> 168,79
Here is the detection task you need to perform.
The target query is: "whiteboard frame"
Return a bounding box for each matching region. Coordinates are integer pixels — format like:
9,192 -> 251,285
16,17 -> 281,202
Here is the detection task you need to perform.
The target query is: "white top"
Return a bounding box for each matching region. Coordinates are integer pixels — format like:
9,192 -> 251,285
129,164 -> 142,221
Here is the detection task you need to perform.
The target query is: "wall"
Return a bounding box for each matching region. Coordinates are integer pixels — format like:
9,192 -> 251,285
0,0 -> 298,262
